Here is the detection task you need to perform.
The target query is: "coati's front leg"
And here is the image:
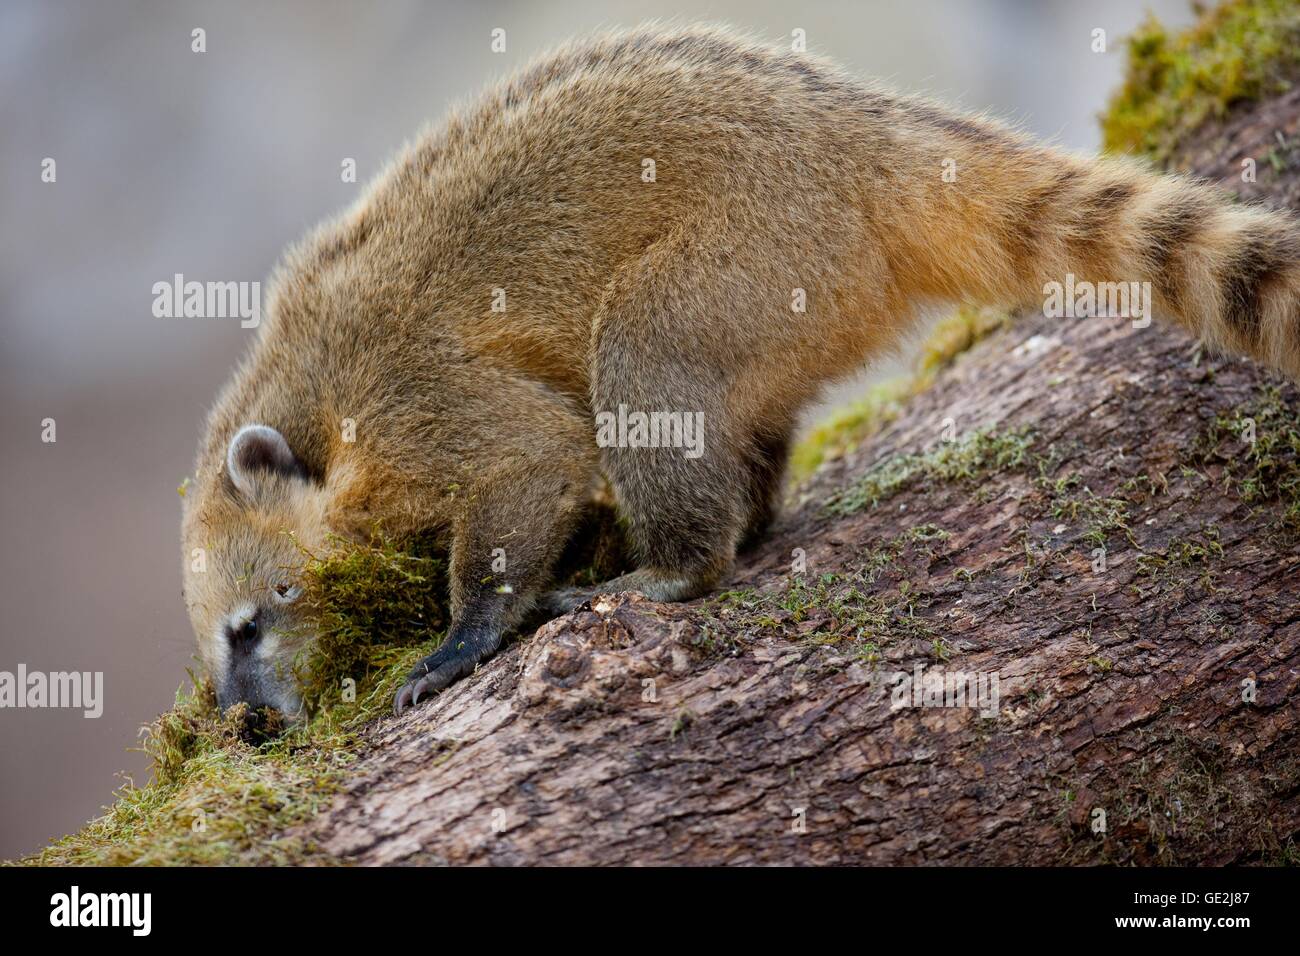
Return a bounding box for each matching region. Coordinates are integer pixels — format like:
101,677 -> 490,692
393,429 -> 593,715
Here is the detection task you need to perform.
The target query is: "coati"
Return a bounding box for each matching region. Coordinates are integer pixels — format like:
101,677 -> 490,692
181,24 -> 1300,719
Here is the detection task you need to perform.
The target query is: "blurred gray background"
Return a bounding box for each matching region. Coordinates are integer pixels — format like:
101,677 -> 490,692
0,0 -> 1193,860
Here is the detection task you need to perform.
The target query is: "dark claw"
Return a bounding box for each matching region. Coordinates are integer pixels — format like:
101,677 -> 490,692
392,661 -> 451,717
390,629 -> 500,718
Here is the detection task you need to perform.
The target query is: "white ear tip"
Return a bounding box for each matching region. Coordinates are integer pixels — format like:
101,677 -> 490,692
226,424 -> 298,497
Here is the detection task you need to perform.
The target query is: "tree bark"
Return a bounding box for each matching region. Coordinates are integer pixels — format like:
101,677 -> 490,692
292,92 -> 1300,866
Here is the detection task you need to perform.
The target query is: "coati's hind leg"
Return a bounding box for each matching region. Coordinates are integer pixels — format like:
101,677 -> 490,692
541,423 -> 790,616
542,227 -> 782,614
542,393 -> 746,613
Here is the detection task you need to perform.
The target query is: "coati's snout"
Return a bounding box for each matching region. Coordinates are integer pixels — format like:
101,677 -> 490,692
210,601 -> 307,719
181,424 -> 331,721
217,610 -> 265,710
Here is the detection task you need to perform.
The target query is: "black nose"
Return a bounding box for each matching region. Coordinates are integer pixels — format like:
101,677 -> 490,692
227,615 -> 260,651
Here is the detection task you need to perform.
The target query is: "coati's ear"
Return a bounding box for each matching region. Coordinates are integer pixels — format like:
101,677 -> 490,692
226,424 -> 304,498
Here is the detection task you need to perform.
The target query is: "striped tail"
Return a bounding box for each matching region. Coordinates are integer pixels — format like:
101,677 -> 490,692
882,102 -> 1300,377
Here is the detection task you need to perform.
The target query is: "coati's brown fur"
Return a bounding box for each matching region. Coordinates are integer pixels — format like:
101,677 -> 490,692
181,24 -> 1300,717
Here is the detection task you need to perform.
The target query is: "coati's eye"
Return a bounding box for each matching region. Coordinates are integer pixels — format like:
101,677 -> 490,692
272,583 -> 302,604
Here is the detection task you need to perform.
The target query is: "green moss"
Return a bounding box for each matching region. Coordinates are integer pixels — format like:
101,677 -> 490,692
859,523 -> 950,582
1063,735 -> 1299,865
783,572 -> 936,657
17,535 -> 453,866
701,528 -> 947,665
1198,385 -> 1300,529
789,377 -> 911,486
294,534 -> 447,718
1136,526 -> 1224,579
1040,479 -> 1133,548
789,306 -> 1011,486
1101,0 -> 1300,162
825,426 -> 1033,516
22,678 -> 352,865
1086,655 -> 1114,674
916,306 -> 1011,378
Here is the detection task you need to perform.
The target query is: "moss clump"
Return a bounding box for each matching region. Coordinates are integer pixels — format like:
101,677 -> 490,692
858,523 -> 950,582
1137,526 -> 1224,574
18,534 -> 453,866
705,572 -> 936,665
1135,526 -> 1224,595
789,306 -> 1011,486
700,526 -> 949,665
295,535 -> 447,718
1101,0 -> 1300,162
1039,476 -> 1133,548
22,677 -> 351,865
915,306 -> 1011,378
781,573 -> 936,655
1198,385 -> 1300,529
789,378 -> 911,485
826,426 -> 1033,516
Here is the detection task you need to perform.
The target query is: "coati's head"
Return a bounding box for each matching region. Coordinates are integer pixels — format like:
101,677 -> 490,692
181,424 -> 331,720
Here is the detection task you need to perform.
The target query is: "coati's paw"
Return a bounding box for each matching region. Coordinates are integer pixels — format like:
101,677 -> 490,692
538,586 -> 593,617
542,570 -> 704,614
392,634 -> 488,715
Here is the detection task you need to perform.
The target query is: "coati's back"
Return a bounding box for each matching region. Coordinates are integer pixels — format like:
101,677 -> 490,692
209,22 -> 1300,447
257,26 -> 916,397
322,22 -> 1300,392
